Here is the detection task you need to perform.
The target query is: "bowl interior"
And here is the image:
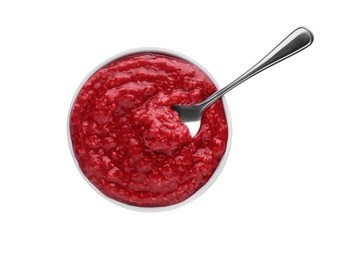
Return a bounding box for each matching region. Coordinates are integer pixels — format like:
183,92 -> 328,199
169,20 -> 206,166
67,47 -> 232,211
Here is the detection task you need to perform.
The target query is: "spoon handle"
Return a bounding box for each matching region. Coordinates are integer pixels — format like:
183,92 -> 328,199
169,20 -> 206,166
200,27 -> 314,111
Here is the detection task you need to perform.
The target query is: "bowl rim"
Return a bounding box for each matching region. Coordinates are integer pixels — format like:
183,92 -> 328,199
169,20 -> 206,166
67,47 -> 232,212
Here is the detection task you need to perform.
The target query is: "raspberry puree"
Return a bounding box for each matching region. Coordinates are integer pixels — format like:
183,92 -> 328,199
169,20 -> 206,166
69,52 -> 228,207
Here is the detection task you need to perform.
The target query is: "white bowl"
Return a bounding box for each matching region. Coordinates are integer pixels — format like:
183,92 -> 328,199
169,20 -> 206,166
67,48 -> 232,212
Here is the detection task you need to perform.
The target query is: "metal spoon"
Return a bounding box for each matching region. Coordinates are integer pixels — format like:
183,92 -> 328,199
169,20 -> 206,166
172,27 -> 314,136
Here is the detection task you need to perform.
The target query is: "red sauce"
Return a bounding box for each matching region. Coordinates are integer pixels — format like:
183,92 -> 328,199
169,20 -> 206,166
69,53 -> 228,207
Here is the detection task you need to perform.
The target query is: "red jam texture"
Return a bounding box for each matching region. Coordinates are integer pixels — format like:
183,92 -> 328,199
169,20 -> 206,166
70,53 -> 228,207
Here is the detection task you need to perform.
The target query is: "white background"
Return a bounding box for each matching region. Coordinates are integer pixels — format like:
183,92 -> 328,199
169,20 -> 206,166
1,1 -> 338,259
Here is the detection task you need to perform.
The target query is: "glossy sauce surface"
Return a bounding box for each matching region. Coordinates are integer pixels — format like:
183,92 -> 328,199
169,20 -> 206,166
70,53 -> 228,207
